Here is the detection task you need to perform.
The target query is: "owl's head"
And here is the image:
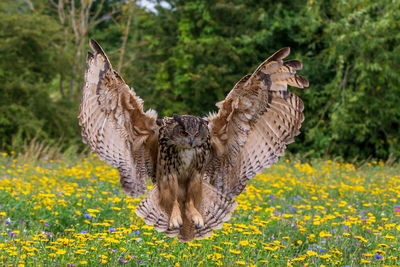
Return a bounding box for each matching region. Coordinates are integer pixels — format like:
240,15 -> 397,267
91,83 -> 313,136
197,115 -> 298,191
158,114 -> 209,148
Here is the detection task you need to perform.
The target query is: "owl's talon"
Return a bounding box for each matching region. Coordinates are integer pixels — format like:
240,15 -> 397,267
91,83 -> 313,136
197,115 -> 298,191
186,202 -> 204,229
192,214 -> 204,229
169,216 -> 183,229
169,201 -> 183,229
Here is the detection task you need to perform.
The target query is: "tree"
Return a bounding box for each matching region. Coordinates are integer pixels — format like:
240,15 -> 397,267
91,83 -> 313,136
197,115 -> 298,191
0,2 -> 62,150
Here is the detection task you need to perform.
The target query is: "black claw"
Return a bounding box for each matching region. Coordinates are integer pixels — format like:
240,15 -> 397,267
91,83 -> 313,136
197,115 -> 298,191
171,224 -> 182,230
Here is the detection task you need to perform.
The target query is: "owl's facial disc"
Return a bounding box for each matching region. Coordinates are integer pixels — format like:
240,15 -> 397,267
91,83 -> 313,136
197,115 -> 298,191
169,115 -> 208,148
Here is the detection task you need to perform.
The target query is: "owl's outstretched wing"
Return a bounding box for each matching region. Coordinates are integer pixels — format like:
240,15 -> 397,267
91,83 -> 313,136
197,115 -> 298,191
205,47 -> 308,198
78,39 -> 159,198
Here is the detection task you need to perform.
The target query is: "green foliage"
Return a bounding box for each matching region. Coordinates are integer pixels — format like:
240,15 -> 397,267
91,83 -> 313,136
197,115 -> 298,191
299,0 -> 400,159
0,0 -> 399,161
0,3 -> 81,153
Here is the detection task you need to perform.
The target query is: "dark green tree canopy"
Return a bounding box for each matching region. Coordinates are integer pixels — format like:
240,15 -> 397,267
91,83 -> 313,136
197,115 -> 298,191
1,0 -> 399,161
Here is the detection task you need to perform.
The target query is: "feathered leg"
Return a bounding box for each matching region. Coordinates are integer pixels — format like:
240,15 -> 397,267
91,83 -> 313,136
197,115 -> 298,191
185,173 -> 204,228
159,174 -> 182,229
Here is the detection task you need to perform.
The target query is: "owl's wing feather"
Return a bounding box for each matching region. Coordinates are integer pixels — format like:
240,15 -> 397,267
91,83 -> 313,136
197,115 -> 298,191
79,39 -> 159,198
205,47 -> 308,197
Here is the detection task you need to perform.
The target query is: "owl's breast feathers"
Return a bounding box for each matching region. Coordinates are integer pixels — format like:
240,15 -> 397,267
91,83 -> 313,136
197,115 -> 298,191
157,133 -> 211,181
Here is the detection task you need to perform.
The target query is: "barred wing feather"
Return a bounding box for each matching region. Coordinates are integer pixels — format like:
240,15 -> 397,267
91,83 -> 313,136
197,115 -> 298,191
78,40 -> 159,198
206,47 -> 308,197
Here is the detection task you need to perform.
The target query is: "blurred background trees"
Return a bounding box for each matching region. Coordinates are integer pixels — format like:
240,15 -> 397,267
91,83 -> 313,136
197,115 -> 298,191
0,0 -> 399,161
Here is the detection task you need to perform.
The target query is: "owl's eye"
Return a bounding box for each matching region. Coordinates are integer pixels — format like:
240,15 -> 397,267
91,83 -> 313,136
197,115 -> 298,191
195,131 -> 200,137
180,131 -> 188,137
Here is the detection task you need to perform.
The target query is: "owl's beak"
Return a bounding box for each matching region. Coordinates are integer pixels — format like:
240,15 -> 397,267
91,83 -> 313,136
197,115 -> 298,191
189,137 -> 194,146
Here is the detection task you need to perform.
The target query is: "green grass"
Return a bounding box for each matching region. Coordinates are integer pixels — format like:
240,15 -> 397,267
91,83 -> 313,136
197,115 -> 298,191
0,153 -> 399,266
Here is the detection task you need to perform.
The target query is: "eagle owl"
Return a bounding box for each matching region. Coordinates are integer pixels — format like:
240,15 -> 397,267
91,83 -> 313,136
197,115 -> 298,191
79,40 -> 309,242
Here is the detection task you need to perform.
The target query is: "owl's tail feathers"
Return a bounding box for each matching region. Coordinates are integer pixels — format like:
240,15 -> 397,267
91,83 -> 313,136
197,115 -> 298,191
135,185 -> 182,237
190,181 -> 237,240
135,185 -> 173,232
135,183 -> 237,242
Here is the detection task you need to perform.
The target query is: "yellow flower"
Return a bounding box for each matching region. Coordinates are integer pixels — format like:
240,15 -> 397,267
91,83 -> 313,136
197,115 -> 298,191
56,249 -> 66,255
87,208 -> 100,213
320,254 -> 331,259
291,257 -> 306,262
354,235 -> 368,243
307,250 -> 318,256
319,231 -> 332,238
239,240 -> 249,246
384,234 -> 395,240
229,249 -> 241,255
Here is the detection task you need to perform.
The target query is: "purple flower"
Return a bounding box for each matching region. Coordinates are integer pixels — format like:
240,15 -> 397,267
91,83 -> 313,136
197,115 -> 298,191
109,228 -> 116,232
80,230 -> 88,234
120,259 -> 127,263
110,249 -> 117,253
44,223 -> 49,226
84,214 -> 92,219
374,254 -> 383,260
135,230 -> 140,235
129,255 -> 136,258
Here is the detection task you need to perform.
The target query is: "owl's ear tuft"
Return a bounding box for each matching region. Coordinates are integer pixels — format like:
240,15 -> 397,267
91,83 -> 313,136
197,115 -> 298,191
156,119 -> 163,126
173,114 -> 180,121
173,114 -> 185,128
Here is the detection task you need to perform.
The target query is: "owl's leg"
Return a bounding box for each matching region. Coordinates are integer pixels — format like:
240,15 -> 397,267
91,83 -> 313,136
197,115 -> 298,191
185,173 -> 204,228
159,174 -> 183,229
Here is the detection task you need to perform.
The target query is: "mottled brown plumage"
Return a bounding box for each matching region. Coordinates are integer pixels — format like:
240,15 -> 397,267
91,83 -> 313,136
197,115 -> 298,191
79,40 -> 309,242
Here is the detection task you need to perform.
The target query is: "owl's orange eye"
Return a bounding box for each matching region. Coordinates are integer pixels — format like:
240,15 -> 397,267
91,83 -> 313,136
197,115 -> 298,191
180,131 -> 187,137
195,131 -> 200,137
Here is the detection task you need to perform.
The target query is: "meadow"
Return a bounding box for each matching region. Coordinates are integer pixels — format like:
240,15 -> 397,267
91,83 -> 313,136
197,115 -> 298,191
0,153 -> 399,266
